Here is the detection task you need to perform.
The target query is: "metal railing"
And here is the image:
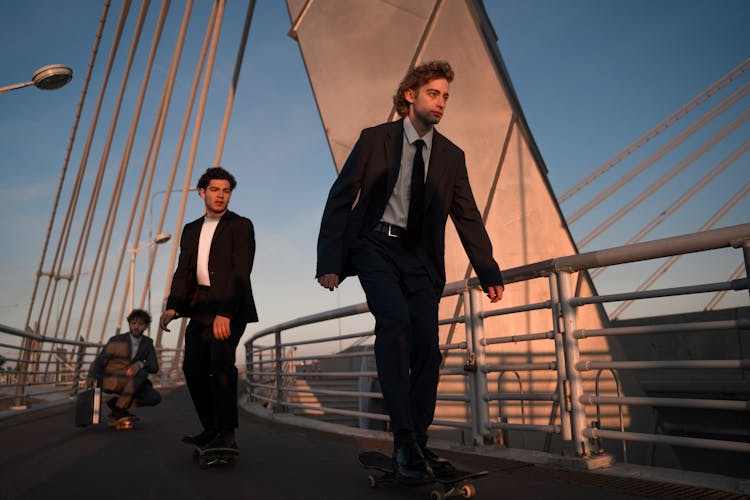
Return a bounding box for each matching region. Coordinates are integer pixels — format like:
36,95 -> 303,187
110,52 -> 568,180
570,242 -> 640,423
245,223 -> 750,464
0,323 -> 183,411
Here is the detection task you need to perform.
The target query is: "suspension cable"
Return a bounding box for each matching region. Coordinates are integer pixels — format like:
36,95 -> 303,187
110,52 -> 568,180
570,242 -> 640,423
25,0 -> 111,333
36,0 -> 133,344
80,0 -> 171,341
568,80 -> 750,225
559,56 -> 750,203
64,0 -> 151,342
214,0 -> 256,166
579,105 -> 750,248
609,152 -> 750,320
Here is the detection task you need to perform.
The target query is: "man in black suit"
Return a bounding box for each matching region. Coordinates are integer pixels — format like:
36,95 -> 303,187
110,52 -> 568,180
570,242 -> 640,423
160,166 -> 257,451
316,61 -> 504,482
87,308 -> 161,420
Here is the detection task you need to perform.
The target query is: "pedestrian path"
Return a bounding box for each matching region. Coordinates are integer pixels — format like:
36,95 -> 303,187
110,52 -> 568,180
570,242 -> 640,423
0,385 -> 745,499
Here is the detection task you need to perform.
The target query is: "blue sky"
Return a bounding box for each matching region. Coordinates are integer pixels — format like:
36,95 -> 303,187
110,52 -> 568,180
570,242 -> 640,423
1,1 -> 749,354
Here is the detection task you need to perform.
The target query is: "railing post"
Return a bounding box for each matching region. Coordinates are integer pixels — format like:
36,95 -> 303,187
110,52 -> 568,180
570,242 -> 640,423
548,273 -> 572,441
743,239 -> 750,302
557,270 -> 591,456
70,337 -> 87,397
247,339 -> 255,401
12,336 -> 32,410
274,330 -> 283,412
465,287 -> 493,445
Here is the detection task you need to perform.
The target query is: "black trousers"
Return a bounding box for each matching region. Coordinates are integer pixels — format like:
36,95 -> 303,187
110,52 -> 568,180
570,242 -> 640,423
183,288 -> 246,432
105,369 -> 161,409
351,231 -> 442,446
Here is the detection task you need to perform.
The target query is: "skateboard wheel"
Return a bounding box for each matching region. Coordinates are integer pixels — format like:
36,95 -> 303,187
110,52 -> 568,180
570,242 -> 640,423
367,475 -> 377,488
430,488 -> 445,500
461,483 -> 476,498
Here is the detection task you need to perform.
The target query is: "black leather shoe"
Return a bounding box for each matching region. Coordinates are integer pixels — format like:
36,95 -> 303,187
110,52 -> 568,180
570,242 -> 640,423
181,429 -> 217,446
201,430 -> 237,451
392,442 -> 434,484
420,447 -> 457,477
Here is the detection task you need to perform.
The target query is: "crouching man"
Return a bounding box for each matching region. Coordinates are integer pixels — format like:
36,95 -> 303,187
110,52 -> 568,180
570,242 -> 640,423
87,309 -> 161,420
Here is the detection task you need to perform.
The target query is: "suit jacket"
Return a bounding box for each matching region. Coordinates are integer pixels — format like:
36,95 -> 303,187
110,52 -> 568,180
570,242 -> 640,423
87,332 -> 159,381
317,119 -> 503,291
167,210 -> 258,323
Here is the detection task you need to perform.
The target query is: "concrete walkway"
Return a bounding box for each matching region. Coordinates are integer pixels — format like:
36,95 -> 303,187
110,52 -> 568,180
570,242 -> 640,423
0,385 -> 745,499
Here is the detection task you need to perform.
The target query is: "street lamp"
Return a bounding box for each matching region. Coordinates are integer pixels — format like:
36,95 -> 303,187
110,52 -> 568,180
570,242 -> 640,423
0,64 -> 73,94
149,187 -> 198,244
127,232 -> 171,312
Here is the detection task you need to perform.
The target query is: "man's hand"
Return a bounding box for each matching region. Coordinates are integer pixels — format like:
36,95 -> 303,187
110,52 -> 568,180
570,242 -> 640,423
487,285 -> 504,303
317,273 -> 340,291
85,377 -> 95,389
126,362 -> 141,377
160,309 -> 177,332
213,315 -> 231,341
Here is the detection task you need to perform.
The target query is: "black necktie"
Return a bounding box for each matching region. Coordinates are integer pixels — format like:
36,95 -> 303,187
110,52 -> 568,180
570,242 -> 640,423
407,139 -> 425,246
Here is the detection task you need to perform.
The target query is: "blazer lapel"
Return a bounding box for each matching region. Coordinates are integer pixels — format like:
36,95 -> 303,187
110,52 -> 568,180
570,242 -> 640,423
384,120 -> 404,199
213,211 -> 232,239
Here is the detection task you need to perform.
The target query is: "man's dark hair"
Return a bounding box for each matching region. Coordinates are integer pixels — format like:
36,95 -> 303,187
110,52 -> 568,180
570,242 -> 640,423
197,166 -> 237,191
127,309 -> 152,326
393,60 -> 454,118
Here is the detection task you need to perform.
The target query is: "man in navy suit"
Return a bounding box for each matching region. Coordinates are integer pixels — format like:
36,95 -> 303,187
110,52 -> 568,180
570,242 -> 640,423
316,61 -> 504,483
160,167 -> 257,451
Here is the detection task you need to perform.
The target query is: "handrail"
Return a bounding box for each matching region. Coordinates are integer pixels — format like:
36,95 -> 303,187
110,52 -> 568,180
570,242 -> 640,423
0,323 -> 100,348
248,223 -> 750,346
243,223 -> 750,472
0,323 -> 185,411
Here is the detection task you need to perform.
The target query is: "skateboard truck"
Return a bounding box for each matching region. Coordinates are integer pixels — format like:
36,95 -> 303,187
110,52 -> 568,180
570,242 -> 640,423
193,446 -> 239,469
359,450 -> 487,499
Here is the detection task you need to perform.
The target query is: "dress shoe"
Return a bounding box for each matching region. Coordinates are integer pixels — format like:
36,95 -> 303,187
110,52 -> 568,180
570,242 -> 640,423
108,406 -> 135,420
420,447 -> 457,477
201,430 -> 237,451
392,442 -> 434,484
181,429 -> 217,446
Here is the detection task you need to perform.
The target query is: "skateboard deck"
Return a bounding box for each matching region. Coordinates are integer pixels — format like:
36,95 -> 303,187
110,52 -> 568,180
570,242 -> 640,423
194,445 -> 239,469
358,450 -> 487,499
107,415 -> 138,430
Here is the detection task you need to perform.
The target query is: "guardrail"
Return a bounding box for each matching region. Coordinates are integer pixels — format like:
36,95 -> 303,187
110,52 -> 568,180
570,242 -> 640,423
0,323 -> 183,411
245,223 -> 750,465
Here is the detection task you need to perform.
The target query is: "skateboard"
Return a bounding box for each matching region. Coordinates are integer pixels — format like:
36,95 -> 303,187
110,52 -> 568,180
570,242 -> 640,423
107,415 -> 139,430
358,450 -> 487,500
193,445 -> 239,469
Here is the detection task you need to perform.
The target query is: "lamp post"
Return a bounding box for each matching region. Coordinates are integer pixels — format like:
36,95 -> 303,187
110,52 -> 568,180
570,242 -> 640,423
127,233 -> 171,312
0,64 -> 73,94
147,187 -> 198,312
149,187 -> 198,244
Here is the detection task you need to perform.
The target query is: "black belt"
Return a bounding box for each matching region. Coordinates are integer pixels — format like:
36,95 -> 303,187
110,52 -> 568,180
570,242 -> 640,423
373,222 -> 406,238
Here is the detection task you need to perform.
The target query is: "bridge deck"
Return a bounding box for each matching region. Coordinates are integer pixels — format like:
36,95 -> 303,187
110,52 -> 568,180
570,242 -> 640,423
0,385 -> 743,499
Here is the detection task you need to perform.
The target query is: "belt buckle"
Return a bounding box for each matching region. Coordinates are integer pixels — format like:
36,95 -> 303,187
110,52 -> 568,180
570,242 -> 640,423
387,225 -> 398,238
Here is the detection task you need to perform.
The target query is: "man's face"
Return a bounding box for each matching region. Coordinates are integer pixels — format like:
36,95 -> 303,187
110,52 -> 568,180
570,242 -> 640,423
128,318 -> 148,338
406,77 -> 450,131
200,179 -> 232,217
